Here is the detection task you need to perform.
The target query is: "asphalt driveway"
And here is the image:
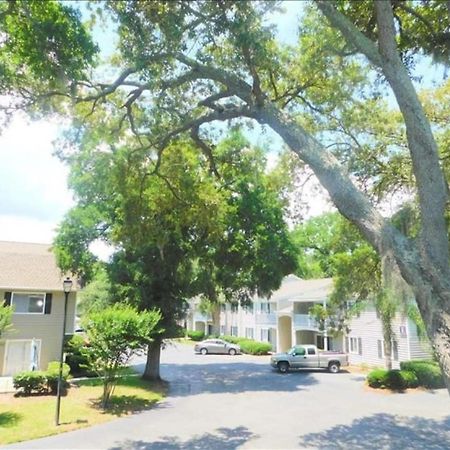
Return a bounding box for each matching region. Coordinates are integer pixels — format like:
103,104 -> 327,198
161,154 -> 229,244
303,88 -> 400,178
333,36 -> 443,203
4,342 -> 450,449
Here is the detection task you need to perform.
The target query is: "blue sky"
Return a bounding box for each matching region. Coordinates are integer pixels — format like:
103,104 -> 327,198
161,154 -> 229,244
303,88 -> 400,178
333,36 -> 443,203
0,1 -> 443,247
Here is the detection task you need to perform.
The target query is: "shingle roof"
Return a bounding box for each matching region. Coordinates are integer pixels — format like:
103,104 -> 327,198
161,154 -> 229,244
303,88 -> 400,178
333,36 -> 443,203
0,241 -> 77,292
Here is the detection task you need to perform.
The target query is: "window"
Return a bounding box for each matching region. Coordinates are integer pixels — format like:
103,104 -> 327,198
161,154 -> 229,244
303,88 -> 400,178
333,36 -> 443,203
245,327 -> 254,339
261,329 -> 269,342
231,303 -> 238,313
399,325 -> 407,338
231,326 -> 238,336
243,303 -> 254,314
349,337 -> 359,354
307,347 -> 316,355
260,303 -> 268,313
12,293 -> 46,314
393,341 -> 399,361
220,325 -> 226,335
358,337 -> 362,356
220,304 -> 226,313
377,340 -> 383,359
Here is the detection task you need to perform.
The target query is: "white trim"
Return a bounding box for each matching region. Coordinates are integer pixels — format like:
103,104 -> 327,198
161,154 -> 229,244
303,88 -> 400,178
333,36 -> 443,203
3,338 -> 42,376
11,292 -> 46,315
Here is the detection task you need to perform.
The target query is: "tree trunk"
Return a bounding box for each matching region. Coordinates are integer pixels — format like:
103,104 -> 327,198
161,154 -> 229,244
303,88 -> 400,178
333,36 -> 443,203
255,104 -> 450,394
211,302 -> 221,336
143,336 -> 162,381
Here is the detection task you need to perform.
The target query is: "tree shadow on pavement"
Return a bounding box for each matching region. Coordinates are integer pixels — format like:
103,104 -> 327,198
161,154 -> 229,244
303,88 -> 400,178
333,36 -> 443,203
108,426 -> 255,450
298,413 -> 450,450
151,362 -> 319,396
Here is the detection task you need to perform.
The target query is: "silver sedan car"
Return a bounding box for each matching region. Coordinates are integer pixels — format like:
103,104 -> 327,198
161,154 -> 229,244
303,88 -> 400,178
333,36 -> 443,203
194,339 -> 241,355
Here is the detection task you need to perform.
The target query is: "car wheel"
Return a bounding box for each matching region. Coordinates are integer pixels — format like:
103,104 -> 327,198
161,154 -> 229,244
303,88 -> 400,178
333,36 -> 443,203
228,348 -> 236,356
278,361 -> 289,373
200,348 -> 208,355
328,362 -> 340,373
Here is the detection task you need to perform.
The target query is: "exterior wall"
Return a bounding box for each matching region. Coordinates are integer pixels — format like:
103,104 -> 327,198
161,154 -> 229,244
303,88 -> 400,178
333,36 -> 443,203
408,319 -> 432,359
0,290 -> 76,375
344,306 -> 429,369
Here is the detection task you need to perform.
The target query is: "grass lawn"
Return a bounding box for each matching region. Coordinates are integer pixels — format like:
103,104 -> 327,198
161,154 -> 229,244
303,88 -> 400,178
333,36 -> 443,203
0,375 -> 167,445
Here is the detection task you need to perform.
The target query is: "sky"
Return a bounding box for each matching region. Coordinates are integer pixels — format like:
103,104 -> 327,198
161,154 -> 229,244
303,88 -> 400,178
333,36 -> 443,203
0,1 -> 443,250
0,1 -> 306,249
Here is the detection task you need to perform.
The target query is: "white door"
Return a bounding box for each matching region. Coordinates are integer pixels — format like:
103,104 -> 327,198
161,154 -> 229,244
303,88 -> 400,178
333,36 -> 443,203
4,340 -> 40,376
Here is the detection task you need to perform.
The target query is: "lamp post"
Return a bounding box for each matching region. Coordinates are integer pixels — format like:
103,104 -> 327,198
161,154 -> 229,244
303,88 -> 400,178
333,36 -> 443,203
55,277 -> 72,426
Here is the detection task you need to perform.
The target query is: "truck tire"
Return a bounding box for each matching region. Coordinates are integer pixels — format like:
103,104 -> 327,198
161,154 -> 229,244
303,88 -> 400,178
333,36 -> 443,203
200,348 -> 208,355
278,361 -> 289,373
328,361 -> 340,373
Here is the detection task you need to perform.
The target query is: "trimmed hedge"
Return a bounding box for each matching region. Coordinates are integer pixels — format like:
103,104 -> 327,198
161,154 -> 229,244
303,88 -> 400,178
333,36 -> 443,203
222,335 -> 272,355
13,362 -> 71,395
368,361 -> 443,390
13,371 -> 47,395
239,340 -> 272,355
367,369 -> 419,390
400,360 -> 445,389
187,330 -> 205,341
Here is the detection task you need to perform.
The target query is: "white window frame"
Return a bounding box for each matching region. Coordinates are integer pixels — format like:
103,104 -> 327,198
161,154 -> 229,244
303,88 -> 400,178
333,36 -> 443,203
11,292 -> 46,315
260,328 -> 269,342
245,327 -> 254,339
349,337 -> 359,354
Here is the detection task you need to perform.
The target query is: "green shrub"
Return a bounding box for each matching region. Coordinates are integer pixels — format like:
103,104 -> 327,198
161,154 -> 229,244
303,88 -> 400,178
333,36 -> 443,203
399,360 -> 444,389
64,335 -> 95,377
240,340 -> 272,355
187,330 -> 205,341
45,361 -> 70,394
367,369 -> 389,388
13,371 -> 47,395
221,335 -> 240,344
401,370 -> 419,388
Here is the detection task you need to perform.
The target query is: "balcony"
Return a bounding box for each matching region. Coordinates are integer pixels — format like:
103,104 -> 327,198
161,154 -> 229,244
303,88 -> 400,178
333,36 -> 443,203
193,312 -> 211,322
255,313 -> 277,326
293,314 -> 319,330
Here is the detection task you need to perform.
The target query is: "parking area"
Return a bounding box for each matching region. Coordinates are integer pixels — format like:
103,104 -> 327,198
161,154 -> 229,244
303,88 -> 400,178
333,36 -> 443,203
6,342 -> 450,449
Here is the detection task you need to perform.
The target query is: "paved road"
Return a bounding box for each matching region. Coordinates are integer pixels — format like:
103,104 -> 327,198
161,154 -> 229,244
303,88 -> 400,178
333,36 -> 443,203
5,343 -> 450,449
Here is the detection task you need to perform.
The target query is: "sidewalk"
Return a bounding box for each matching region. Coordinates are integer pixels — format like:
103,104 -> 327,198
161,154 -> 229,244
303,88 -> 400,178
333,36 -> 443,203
0,376 -> 14,393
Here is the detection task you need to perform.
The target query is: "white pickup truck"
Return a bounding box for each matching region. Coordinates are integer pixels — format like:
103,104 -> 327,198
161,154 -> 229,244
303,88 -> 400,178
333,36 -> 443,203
270,345 -> 349,373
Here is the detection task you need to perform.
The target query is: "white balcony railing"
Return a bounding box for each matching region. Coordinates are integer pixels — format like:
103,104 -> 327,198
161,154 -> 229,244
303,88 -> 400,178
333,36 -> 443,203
255,313 -> 277,326
293,314 -> 318,329
193,312 -> 211,322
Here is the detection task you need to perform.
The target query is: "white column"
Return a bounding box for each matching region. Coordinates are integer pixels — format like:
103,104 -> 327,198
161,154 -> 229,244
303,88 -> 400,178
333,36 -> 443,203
323,298 -> 328,350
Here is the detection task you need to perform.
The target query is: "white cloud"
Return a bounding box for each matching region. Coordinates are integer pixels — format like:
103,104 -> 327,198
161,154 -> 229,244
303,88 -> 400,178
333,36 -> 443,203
0,116 -> 73,242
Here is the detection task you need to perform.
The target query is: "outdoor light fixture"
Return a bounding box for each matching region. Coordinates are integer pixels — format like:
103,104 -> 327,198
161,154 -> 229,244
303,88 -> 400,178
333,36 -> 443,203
55,277 -> 72,426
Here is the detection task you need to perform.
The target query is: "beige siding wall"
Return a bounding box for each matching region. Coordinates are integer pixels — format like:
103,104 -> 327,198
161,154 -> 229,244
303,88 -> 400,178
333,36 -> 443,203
0,290 -> 76,375
346,306 -> 419,369
408,319 -> 432,359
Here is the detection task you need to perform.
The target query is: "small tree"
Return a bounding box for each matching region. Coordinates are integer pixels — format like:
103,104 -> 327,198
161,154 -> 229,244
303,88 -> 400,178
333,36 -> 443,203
0,303 -> 13,337
82,304 -> 162,408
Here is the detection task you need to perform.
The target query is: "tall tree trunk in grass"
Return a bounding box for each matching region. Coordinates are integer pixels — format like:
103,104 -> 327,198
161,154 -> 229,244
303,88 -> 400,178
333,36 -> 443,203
143,336 -> 163,381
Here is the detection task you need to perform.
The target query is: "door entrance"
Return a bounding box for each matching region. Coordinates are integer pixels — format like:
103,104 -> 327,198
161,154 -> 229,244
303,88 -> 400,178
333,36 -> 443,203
4,340 -> 41,376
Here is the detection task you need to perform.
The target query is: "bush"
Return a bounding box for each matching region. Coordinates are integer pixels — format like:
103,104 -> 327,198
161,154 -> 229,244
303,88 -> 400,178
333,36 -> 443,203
401,370 -> 419,388
239,340 -> 272,355
13,371 -> 47,395
46,361 -> 70,394
368,369 -> 420,390
367,369 -> 389,388
187,330 -> 205,341
399,360 -> 445,389
65,335 -> 95,377
222,335 -> 249,345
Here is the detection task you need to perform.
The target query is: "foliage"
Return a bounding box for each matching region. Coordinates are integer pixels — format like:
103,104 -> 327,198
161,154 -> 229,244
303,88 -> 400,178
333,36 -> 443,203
0,0 -> 97,123
221,335 -> 272,354
239,340 -> 272,355
13,371 -> 47,395
45,361 -> 70,394
76,268 -> 114,316
399,361 -> 445,389
81,304 -> 161,407
369,363 -> 444,390
64,335 -> 94,377
0,303 -> 13,337
186,330 -> 205,341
